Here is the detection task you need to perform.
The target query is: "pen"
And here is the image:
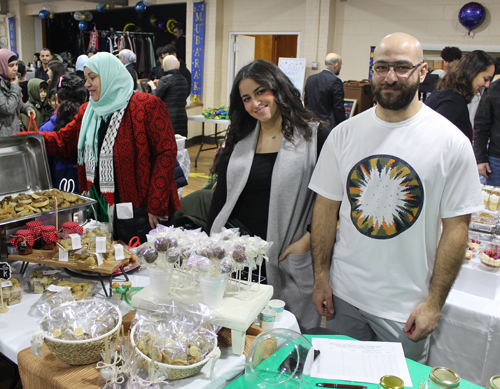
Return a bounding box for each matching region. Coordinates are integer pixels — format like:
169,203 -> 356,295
316,384 -> 367,388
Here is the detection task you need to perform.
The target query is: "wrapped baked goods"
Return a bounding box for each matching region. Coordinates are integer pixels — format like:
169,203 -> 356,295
1,276 -> 23,306
29,268 -> 62,293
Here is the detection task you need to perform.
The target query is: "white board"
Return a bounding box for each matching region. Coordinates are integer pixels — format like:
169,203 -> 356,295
278,57 -> 307,98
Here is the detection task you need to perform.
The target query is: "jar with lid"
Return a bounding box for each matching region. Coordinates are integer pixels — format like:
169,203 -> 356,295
26,221 -> 44,249
421,367 -> 460,389
488,375 -> 500,389
40,225 -> 59,250
379,375 -> 404,389
60,221 -> 83,238
10,229 -> 35,255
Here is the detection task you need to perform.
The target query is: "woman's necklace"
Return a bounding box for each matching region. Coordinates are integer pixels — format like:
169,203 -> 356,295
272,135 -> 276,139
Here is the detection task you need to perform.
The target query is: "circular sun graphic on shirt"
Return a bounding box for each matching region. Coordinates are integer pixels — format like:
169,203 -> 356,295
347,155 -> 424,239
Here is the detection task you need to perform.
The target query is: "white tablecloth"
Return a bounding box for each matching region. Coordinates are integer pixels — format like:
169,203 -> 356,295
0,260 -> 300,389
427,288 -> 500,387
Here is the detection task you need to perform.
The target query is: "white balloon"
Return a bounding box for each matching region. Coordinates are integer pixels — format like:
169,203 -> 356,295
84,12 -> 93,21
74,11 -> 82,21
143,0 -> 153,6
97,3 -> 105,7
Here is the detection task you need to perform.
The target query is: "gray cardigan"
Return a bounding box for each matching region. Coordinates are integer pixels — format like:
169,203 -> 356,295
0,77 -> 30,136
211,122 -> 322,331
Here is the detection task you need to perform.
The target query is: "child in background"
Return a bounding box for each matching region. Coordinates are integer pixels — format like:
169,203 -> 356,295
20,78 -> 48,130
39,75 -> 87,193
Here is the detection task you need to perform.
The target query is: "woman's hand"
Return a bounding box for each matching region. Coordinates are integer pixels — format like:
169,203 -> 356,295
478,162 -> 491,179
278,232 -> 310,262
148,213 -> 160,229
27,108 -> 35,118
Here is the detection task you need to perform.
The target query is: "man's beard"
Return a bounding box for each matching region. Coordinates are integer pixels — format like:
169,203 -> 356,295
373,79 -> 420,111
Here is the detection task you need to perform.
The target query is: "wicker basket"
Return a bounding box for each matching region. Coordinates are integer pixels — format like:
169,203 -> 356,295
130,323 -> 220,381
41,300 -> 122,366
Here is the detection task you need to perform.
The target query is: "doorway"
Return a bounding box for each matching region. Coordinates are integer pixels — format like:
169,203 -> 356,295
227,32 -> 300,103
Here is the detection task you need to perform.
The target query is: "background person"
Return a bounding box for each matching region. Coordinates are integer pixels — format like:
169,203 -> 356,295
431,46 -> 462,78
35,48 -> 52,81
20,78 -> 48,130
173,23 -> 186,62
0,49 -> 34,135
207,59 -> 326,332
304,52 -> 345,130
161,44 -> 191,93
75,55 -> 89,79
152,55 -> 189,137
38,52 -> 180,243
425,50 -> 494,143
118,49 -> 138,91
309,32 -> 483,364
17,60 -> 29,103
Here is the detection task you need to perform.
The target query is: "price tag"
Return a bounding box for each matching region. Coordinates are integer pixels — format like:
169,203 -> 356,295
1,281 -> 12,288
114,244 -> 125,261
46,284 -> 70,292
43,270 -> 59,275
69,234 -> 82,250
59,248 -> 69,262
96,237 -> 107,253
95,252 -> 104,266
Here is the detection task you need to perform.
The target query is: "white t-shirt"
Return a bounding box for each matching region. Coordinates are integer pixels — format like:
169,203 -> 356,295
309,104 -> 483,322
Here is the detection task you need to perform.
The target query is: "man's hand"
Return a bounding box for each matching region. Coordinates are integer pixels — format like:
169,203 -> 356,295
478,162 -> 491,179
278,232 -> 310,262
153,79 -> 159,87
404,299 -> 441,341
312,279 -> 335,317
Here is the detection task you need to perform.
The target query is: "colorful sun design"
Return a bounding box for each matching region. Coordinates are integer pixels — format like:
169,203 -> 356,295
347,155 -> 424,239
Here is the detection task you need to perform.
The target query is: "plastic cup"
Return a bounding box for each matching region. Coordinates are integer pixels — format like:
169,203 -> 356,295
199,275 -> 228,309
259,309 -> 277,330
268,299 -> 286,321
148,266 -> 174,298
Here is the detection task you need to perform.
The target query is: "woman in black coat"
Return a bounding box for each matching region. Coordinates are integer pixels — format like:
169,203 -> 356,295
153,55 -> 189,137
118,49 -> 138,91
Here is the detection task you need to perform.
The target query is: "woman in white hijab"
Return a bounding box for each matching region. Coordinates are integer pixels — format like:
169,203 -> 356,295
118,49 -> 137,90
75,54 -> 89,79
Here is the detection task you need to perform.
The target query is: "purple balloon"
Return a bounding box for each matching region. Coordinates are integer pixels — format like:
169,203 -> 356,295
459,2 -> 486,35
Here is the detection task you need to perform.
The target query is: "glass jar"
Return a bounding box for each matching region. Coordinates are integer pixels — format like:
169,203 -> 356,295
424,367 -> 461,389
40,225 -> 59,250
61,221 -> 83,238
10,229 -> 35,255
488,375 -> 500,389
379,375 -> 405,389
26,220 -> 44,249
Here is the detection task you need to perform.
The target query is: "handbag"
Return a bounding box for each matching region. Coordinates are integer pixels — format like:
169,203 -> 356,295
113,206 -> 151,244
26,115 -> 38,133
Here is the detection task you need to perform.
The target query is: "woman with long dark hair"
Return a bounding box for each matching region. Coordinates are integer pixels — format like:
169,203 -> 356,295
207,59 -> 326,331
425,50 -> 495,142
39,75 -> 88,192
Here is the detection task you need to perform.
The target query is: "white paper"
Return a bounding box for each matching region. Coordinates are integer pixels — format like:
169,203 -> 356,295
1,281 -> 12,287
59,248 -> 69,262
69,234 -> 82,250
43,270 -> 59,275
95,252 -> 104,266
116,202 -> 134,220
46,284 -> 70,292
96,237 -> 107,253
311,338 -> 413,387
114,244 -> 125,260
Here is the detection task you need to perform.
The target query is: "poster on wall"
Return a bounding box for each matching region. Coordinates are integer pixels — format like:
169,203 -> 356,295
8,17 -> 16,54
278,58 -> 306,98
191,2 -> 205,102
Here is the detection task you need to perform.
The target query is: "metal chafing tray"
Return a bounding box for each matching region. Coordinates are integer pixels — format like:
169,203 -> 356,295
0,134 -> 97,257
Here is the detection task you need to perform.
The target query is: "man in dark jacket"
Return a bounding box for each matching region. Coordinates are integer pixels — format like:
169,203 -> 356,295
150,46 -> 165,81
161,44 -> 191,95
304,53 -> 346,130
35,48 -> 52,81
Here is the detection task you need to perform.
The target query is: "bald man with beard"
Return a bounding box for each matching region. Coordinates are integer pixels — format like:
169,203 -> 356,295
308,33 -> 483,363
304,53 -> 345,130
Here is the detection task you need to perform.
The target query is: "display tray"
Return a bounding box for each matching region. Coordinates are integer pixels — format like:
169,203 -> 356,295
65,257 -> 143,277
7,247 -> 132,275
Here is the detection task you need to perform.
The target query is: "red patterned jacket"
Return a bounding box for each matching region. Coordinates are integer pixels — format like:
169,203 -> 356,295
41,92 -> 181,217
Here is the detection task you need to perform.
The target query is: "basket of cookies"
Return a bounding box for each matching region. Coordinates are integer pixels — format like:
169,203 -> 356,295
33,299 -> 122,365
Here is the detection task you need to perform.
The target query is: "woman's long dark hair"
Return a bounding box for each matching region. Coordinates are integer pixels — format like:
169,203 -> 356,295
224,59 -> 319,155
54,75 -> 87,132
437,50 -> 494,103
47,61 -> 67,92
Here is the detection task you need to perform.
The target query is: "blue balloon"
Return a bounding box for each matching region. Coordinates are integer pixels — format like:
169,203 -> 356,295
459,2 -> 486,35
96,4 -> 106,13
78,20 -> 88,31
135,1 -> 147,14
39,9 -> 50,19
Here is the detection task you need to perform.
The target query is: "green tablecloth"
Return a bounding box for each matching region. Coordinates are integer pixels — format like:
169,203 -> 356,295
225,335 -> 482,389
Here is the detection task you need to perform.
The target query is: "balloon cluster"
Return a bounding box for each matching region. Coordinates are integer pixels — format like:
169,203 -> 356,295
203,105 -> 229,120
135,0 -> 152,14
96,4 -> 106,13
38,5 -> 54,20
459,2 -> 486,36
74,11 -> 93,30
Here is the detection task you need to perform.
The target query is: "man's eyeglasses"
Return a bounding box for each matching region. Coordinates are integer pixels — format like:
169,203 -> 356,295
370,61 -> 423,77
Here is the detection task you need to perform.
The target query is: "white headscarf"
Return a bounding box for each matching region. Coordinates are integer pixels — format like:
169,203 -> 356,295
118,49 -> 136,66
75,55 -> 89,72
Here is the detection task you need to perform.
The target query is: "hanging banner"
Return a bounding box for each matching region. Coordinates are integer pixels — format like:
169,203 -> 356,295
191,2 -> 205,102
8,16 -> 16,54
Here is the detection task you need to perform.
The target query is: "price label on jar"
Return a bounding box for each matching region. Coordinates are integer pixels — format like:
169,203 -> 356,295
96,237 -> 107,253
69,234 -> 82,250
59,248 -> 69,262
1,281 -> 12,288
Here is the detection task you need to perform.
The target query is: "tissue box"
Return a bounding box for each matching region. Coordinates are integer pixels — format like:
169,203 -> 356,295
175,135 -> 186,150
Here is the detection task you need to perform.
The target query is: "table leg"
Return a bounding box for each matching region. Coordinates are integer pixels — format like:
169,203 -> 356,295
19,261 -> 29,275
231,329 -> 246,355
195,122 -> 205,168
97,274 -> 110,298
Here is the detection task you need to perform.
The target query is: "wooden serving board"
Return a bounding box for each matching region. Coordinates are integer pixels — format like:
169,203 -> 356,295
7,247 -> 129,275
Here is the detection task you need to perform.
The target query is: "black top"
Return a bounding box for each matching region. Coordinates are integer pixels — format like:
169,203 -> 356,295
125,63 -> 138,91
425,89 -> 472,142
474,79 -> 500,163
304,69 -> 346,129
19,80 -> 29,103
207,128 -> 329,236
35,67 -> 49,81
